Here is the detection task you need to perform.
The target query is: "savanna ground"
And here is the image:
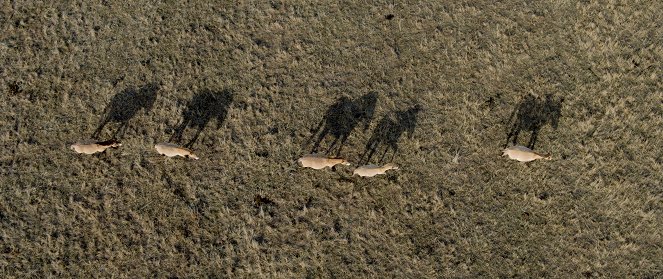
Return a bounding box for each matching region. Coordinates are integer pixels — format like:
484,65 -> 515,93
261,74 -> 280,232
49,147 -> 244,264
1,1 -> 662,278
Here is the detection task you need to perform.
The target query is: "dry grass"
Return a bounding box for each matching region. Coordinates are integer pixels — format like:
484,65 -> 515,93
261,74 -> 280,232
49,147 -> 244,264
1,0 -> 662,277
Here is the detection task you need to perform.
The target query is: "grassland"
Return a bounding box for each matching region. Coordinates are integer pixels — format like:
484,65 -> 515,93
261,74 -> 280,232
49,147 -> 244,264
1,0 -> 661,277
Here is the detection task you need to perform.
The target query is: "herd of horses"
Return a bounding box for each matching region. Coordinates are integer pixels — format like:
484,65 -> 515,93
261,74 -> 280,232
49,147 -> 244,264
88,84 -> 563,166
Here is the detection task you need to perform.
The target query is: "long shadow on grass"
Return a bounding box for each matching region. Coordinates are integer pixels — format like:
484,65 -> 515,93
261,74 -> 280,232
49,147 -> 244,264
92,83 -> 159,139
169,89 -> 233,148
309,92 -> 378,156
505,93 -> 563,149
360,104 -> 421,165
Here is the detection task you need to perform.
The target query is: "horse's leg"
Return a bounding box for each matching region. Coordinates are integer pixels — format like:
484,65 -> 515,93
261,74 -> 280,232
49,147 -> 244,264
336,133 -> 351,156
93,117 -> 109,139
186,126 -> 204,148
505,125 -> 517,147
390,143 -> 398,162
326,136 -> 339,155
379,145 -> 390,163
508,123 -> 522,146
312,126 -> 329,153
360,139 -> 377,165
307,119 -> 325,145
170,119 -> 190,144
528,127 -> 539,149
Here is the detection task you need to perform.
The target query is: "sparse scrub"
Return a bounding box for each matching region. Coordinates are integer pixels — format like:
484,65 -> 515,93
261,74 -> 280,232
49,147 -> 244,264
1,1 -> 661,278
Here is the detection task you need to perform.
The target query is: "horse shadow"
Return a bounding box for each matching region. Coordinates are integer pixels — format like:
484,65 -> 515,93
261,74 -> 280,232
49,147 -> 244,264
169,89 -> 233,148
360,104 -> 421,164
308,92 -> 378,156
92,83 -> 159,139
505,93 -> 563,149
